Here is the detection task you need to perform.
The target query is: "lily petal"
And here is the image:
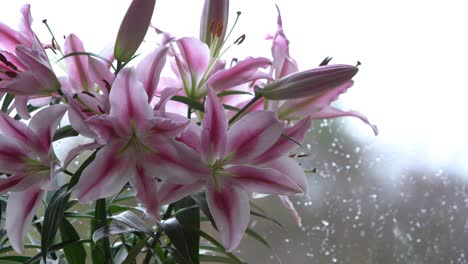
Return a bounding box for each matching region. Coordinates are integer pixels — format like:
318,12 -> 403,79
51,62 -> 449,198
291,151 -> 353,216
227,164 -> 302,195
64,34 -> 92,92
227,111 -> 283,163
206,184 -> 249,252
145,137 -> 209,183
208,57 -> 272,92
0,136 -> 29,173
0,174 -> 26,194
176,37 -> 211,95
5,185 -> 42,253
130,165 -> 159,218
308,106 -> 379,135
136,46 -> 168,101
201,88 -> 227,161
157,181 -> 204,206
253,117 -> 311,164
259,157 -> 308,193
0,111 -> 36,149
109,67 -> 153,135
75,144 -> 133,203
63,141 -> 101,169
28,104 -> 67,153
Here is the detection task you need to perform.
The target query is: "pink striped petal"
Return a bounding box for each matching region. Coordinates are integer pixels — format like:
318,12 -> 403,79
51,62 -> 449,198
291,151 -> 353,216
206,184 -> 249,252
75,144 -> 133,203
0,174 -> 26,194
130,165 -> 159,218
154,87 -> 180,111
136,46 -> 168,101
144,137 -> 209,183
201,88 -> 227,161
18,4 -> 34,46
150,115 -> 189,136
176,121 -> 202,153
309,106 -> 379,135
28,104 -> 67,153
253,117 -> 311,164
278,80 -> 354,119
86,115 -> 118,144
63,141 -> 101,169
259,157 -> 308,193
227,164 -> 302,195
157,181 -> 204,206
176,37 -> 210,91
0,111 -> 35,148
0,22 -> 20,51
279,195 -> 302,227
64,34 -> 93,92
227,111 -> 283,163
5,185 -> 42,253
208,57 -> 273,92
109,67 -> 153,135
0,136 -> 28,173
88,57 -> 114,95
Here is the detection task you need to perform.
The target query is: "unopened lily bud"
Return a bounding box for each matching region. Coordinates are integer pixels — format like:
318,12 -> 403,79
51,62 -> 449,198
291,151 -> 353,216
261,64 -> 358,100
114,0 -> 156,62
199,0 -> 229,54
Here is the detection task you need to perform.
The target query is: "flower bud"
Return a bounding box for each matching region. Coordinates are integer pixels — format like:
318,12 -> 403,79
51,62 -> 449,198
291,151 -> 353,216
199,0 -> 229,54
114,0 -> 156,62
261,64 -> 358,100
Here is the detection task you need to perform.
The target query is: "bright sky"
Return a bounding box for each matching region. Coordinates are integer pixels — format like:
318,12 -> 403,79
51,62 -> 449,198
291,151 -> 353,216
2,0 -> 468,175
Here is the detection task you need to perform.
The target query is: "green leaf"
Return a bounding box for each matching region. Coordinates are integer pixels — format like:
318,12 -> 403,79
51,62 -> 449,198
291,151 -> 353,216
174,197 -> 199,264
222,104 -> 241,112
200,255 -> 238,263
245,228 -> 271,249
41,185 -> 69,262
59,218 -> 87,264
0,256 -> 31,263
58,51 -> 115,71
250,211 -> 285,231
25,240 -> 91,264
191,192 -> 217,230
93,223 -> 136,242
171,96 -> 204,112
217,90 -> 253,97
159,218 -> 193,264
91,198 -> 112,264
121,238 -> 147,264
111,211 -> 153,236
53,125 -> 78,141
1,93 -> 14,113
195,229 -> 245,264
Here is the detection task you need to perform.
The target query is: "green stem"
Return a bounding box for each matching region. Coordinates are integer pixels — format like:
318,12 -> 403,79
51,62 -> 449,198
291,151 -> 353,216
94,198 -> 113,264
142,204 -> 175,264
228,94 -> 262,125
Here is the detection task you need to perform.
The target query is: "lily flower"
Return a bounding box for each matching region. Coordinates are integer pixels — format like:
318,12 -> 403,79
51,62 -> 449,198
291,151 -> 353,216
74,68 -> 202,218
261,6 -> 378,135
169,88 -> 307,251
0,104 -> 67,253
172,37 -> 272,99
0,5 -> 61,119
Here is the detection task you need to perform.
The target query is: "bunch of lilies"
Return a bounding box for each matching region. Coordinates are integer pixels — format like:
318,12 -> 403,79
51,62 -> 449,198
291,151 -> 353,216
0,0 -> 376,257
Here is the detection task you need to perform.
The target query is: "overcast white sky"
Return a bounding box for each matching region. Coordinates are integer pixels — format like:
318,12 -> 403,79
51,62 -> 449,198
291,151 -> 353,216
2,0 -> 468,174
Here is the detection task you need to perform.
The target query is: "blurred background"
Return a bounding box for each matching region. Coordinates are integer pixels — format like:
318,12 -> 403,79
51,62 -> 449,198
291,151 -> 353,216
2,0 -> 468,263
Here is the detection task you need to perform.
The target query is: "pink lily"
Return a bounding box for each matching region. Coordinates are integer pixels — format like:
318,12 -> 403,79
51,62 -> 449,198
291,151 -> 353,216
171,88 -> 307,251
0,104 -> 67,253
172,37 -> 272,99
74,67 -> 201,218
262,6 -> 378,135
0,5 -> 61,119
